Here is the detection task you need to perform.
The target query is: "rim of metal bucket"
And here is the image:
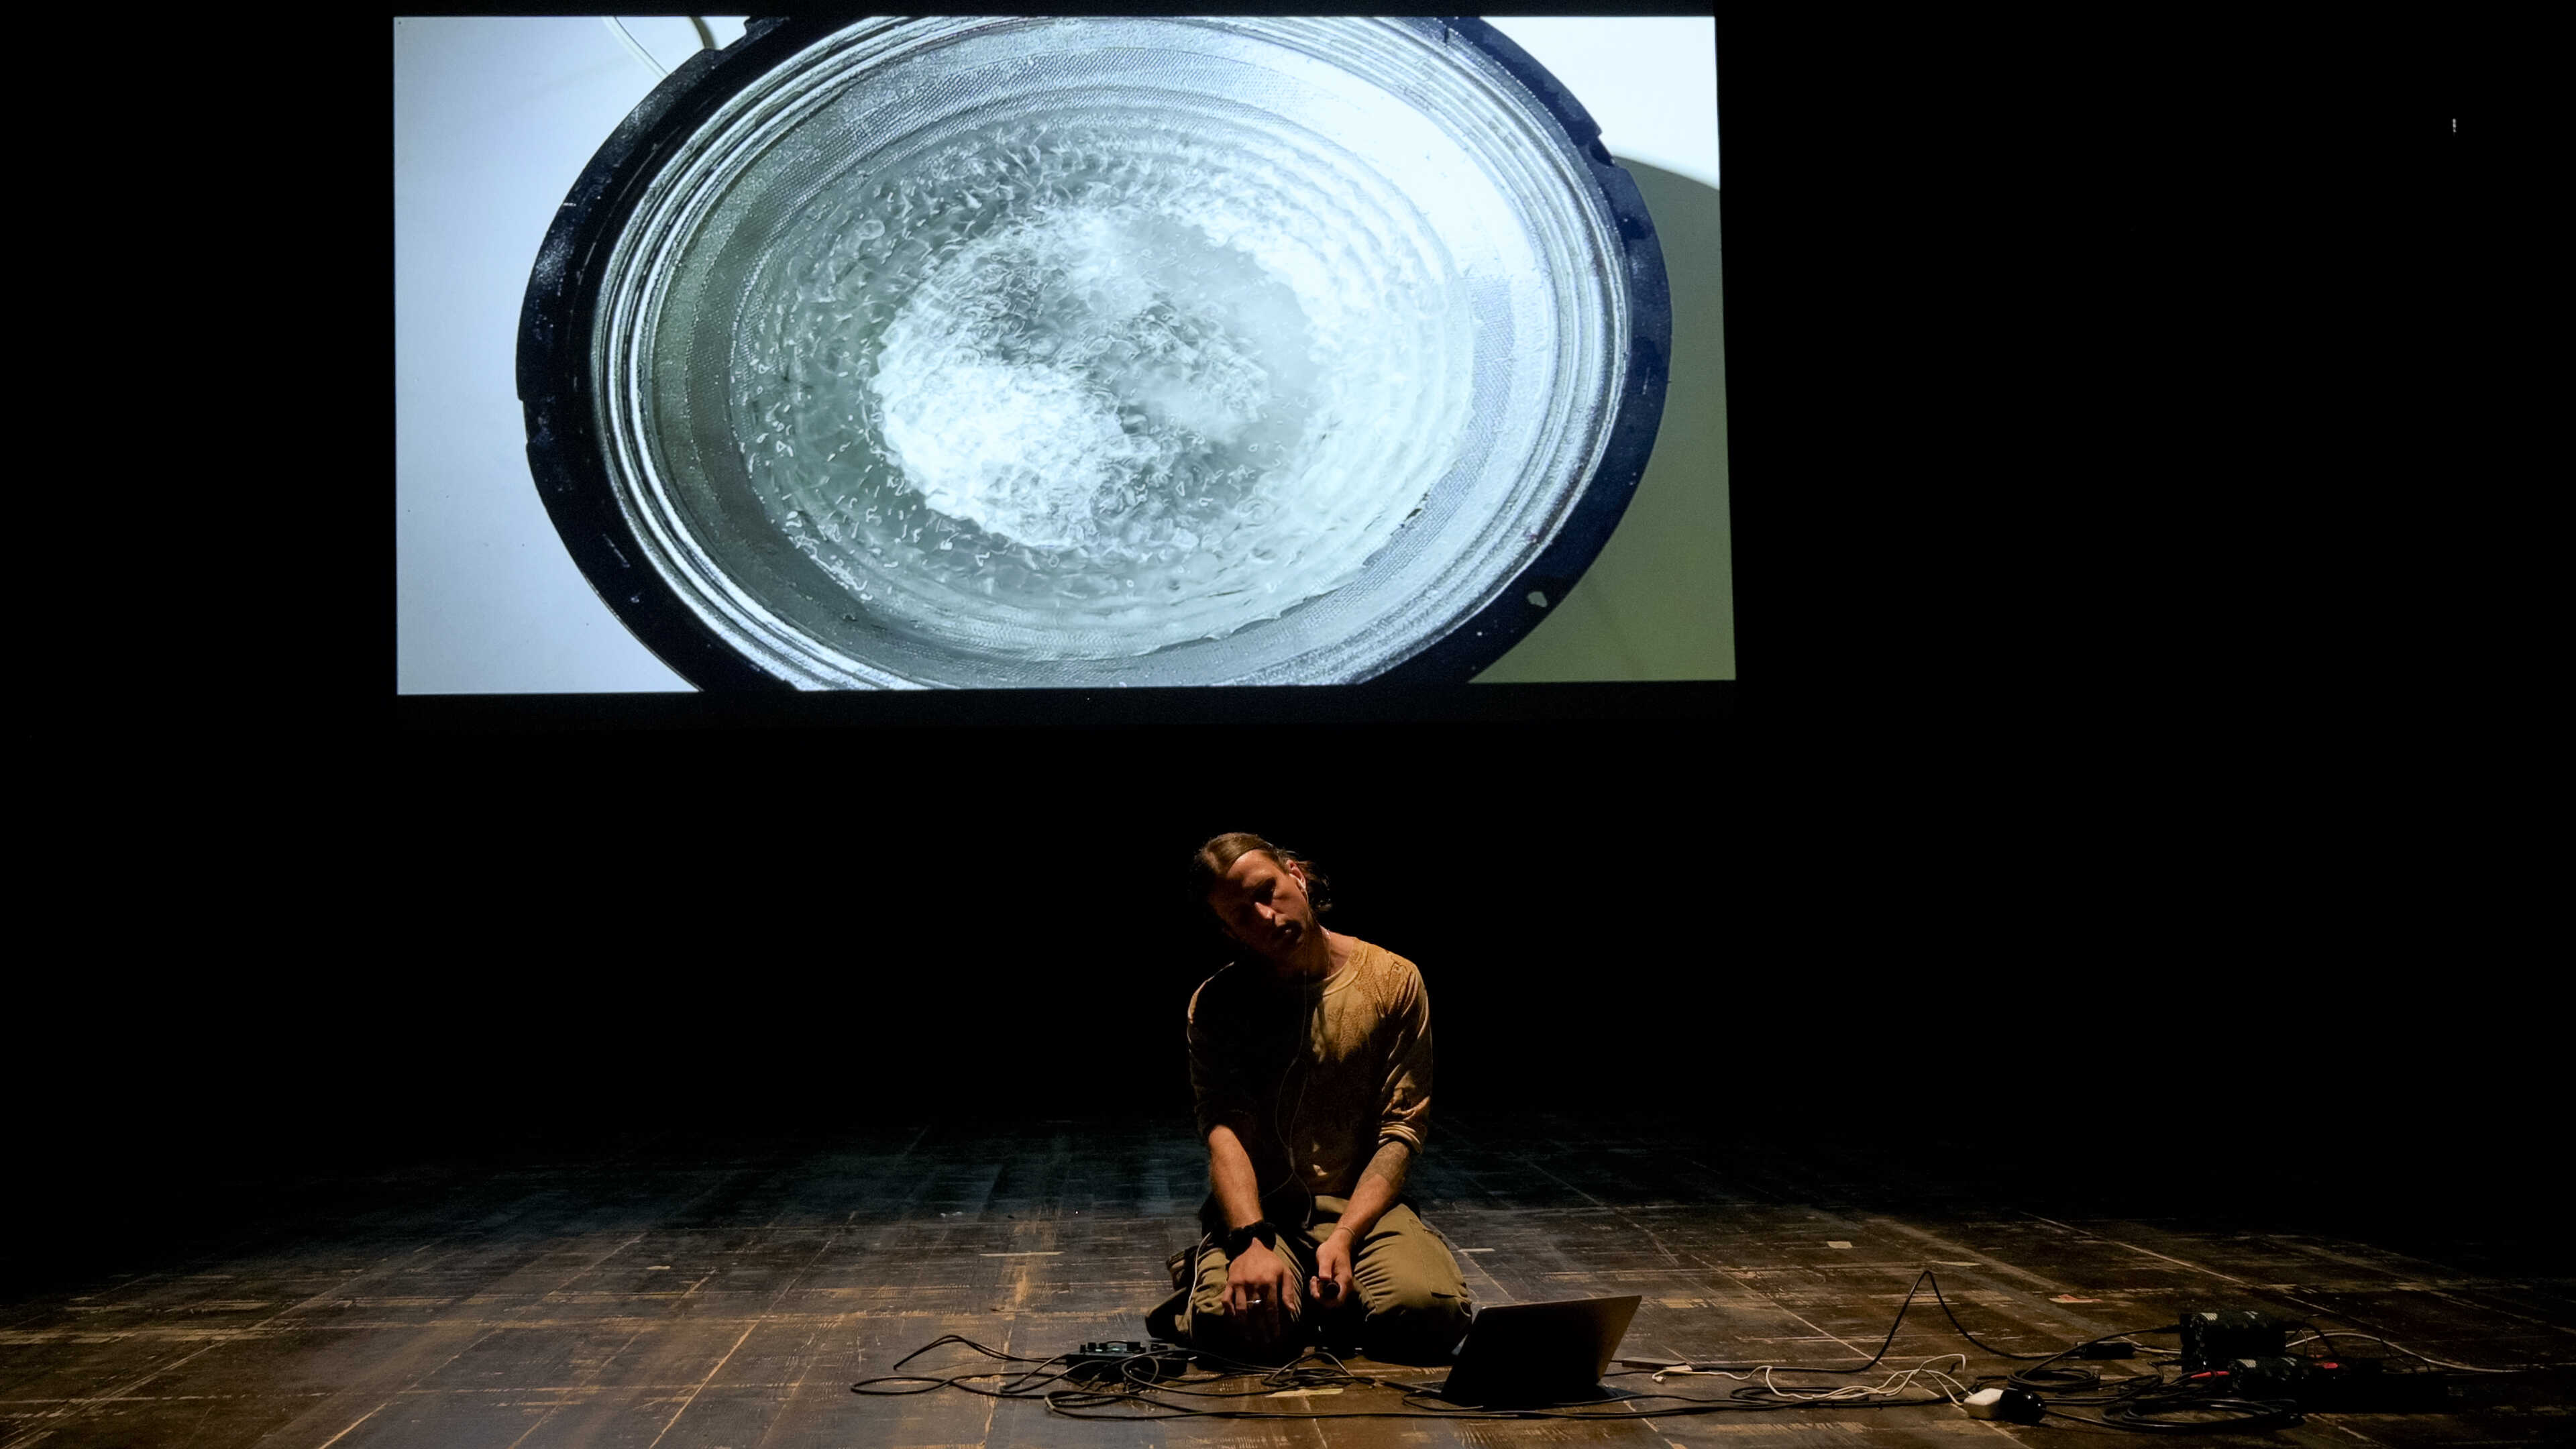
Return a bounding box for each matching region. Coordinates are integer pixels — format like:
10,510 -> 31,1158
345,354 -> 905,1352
517,15 -> 1670,691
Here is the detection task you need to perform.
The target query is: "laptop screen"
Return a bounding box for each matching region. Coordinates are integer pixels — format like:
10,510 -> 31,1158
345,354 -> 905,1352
1439,1295 -> 1642,1406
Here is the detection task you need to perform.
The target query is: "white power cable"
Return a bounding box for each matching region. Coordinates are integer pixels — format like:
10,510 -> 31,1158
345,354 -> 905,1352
602,16 -> 667,78
1653,1354 -> 1972,1405
2285,1330 -> 2554,1374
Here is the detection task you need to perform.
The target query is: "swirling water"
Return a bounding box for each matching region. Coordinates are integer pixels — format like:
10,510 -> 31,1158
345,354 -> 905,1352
729,113 -> 1470,661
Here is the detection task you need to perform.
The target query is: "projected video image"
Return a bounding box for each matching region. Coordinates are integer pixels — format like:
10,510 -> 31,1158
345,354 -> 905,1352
398,17 -> 1727,692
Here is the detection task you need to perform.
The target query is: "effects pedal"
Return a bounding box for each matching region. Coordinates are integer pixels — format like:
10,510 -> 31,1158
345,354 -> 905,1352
2178,1308 -> 2286,1367
1067,1340 -> 1187,1385
2222,1356 -> 2308,1397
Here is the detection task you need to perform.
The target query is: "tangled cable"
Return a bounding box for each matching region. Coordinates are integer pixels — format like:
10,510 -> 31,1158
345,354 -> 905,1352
2055,1395 -> 2307,1433
1615,1267 -> 2100,1376
1648,1354 -> 1979,1404
849,1267 -> 2531,1428
849,1271 -> 2112,1423
855,1336 -> 1987,1421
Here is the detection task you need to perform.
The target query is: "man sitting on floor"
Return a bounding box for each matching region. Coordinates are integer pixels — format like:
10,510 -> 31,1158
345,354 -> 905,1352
1146,833 -> 1472,1364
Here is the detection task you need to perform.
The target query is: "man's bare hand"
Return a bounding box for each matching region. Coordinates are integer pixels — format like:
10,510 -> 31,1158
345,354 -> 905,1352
1309,1227 -> 1355,1307
1224,1239 -> 1300,1346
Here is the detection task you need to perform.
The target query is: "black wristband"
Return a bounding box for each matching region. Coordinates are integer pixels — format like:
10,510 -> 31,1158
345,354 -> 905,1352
1222,1220 -> 1278,1257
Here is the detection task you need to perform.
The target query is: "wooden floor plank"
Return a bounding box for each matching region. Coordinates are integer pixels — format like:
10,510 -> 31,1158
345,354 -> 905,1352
2,1116 -> 2567,1449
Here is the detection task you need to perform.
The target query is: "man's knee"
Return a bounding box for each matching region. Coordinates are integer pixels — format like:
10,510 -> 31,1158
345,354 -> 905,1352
1179,1293 -> 1246,1356
1181,1299 -> 1319,1366
1181,1258 -> 1232,1333
1362,1287 -> 1470,1362
1178,1297 -> 1229,1345
1372,1280 -> 1452,1318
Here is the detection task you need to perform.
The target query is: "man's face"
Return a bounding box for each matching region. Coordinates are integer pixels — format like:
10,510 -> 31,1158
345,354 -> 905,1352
1208,851 -> 1316,963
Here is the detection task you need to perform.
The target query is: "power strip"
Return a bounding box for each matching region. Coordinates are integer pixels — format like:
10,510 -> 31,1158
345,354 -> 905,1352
2300,1358 -> 2452,1412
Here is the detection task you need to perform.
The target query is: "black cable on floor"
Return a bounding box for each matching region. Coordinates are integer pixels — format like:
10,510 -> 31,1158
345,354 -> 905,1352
858,1336 -> 1976,1421
2003,1328 -> 2183,1396
1634,1269 -> 2169,1375
849,1274 -> 2206,1425
2084,1396 -> 2304,1433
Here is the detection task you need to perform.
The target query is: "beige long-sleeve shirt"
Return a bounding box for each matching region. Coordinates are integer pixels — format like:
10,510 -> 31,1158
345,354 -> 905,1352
1187,937 -> 1433,1201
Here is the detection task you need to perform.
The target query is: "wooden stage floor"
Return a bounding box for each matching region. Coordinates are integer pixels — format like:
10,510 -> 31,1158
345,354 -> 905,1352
3,1114 -> 2567,1448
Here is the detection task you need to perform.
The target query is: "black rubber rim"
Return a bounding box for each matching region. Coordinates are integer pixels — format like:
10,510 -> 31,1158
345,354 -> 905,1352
517,15 -> 1672,690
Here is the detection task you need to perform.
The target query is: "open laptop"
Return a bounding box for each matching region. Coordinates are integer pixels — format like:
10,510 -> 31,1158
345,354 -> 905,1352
1434,1295 -> 1642,1407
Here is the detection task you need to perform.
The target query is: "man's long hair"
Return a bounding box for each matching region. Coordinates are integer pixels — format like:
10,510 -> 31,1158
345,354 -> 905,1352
1187,831 -> 1334,919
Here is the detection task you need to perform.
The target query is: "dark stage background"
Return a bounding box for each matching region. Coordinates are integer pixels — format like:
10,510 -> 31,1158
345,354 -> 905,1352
18,6 -> 2543,1303
15,710 -> 2555,1297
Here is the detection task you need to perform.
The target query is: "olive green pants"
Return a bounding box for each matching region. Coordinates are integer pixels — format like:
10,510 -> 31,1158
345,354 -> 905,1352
1175,1195 -> 1471,1366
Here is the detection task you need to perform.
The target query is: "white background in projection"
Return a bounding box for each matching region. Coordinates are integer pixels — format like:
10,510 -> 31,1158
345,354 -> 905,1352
394,16 -> 1727,692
